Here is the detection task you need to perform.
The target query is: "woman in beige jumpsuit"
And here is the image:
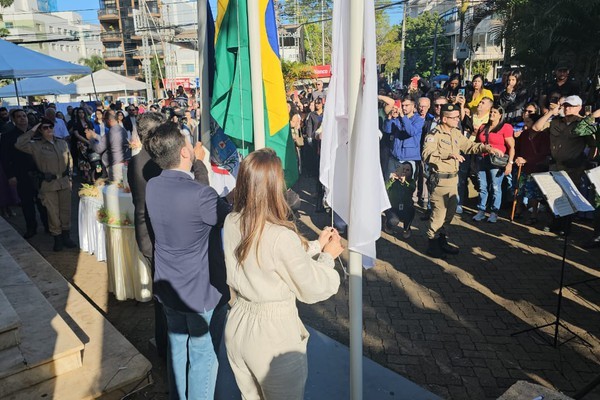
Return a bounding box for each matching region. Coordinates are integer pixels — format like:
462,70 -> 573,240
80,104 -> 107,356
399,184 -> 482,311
223,148 -> 343,400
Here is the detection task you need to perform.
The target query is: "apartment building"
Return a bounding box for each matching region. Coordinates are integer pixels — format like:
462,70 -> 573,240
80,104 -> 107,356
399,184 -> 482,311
98,0 -> 162,79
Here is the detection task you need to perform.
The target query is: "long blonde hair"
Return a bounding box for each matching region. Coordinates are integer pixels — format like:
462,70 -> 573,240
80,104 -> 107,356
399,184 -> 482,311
234,148 -> 306,265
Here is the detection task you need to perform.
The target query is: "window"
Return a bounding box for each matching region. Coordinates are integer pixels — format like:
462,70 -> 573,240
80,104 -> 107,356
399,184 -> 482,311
181,64 -> 195,73
5,22 -> 14,29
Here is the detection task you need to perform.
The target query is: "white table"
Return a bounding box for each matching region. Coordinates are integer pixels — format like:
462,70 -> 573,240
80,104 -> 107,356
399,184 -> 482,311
103,224 -> 153,302
78,196 -> 106,262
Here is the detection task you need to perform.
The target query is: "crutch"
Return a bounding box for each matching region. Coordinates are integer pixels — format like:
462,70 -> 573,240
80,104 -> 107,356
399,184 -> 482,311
510,164 -> 522,221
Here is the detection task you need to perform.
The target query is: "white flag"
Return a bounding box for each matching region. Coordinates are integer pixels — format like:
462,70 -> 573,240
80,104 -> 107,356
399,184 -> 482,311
319,0 -> 390,267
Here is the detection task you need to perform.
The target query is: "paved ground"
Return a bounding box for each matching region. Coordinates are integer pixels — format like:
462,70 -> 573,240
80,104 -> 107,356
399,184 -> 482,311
4,174 -> 600,399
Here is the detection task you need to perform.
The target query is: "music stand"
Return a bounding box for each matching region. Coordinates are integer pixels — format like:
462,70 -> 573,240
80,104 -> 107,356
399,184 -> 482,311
511,171 -> 595,348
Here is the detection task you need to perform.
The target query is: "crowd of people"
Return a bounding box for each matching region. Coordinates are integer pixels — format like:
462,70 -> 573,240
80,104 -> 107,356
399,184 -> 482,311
1,64 -> 600,397
0,84 -> 345,399
287,68 -> 600,256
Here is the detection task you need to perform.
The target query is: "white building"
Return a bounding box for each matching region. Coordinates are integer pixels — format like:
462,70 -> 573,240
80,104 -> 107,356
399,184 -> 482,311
1,0 -> 102,82
160,0 -> 201,90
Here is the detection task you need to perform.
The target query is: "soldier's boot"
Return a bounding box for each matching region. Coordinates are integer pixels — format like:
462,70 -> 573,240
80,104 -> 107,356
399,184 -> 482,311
439,234 -> 459,255
426,238 -> 446,259
62,230 -> 77,248
53,235 -> 64,252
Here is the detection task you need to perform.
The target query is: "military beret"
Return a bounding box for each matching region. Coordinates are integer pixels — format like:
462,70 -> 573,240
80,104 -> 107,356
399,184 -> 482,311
440,104 -> 459,114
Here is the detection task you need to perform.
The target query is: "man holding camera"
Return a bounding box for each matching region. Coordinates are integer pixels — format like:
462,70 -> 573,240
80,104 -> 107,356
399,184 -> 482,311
422,104 -> 504,259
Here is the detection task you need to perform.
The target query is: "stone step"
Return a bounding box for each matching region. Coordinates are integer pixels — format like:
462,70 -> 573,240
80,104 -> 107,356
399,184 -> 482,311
0,288 -> 21,351
0,218 -> 152,399
0,243 -> 84,398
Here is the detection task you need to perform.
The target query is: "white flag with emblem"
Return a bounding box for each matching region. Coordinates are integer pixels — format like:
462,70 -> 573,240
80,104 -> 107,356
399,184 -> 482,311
319,0 -> 390,267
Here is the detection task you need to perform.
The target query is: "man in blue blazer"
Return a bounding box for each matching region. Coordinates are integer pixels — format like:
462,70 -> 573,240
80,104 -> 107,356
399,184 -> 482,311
145,122 -> 221,399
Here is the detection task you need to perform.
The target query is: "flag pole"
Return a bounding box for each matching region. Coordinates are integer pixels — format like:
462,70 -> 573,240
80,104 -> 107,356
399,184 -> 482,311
197,0 -> 211,149
247,0 -> 266,150
348,0 -> 364,398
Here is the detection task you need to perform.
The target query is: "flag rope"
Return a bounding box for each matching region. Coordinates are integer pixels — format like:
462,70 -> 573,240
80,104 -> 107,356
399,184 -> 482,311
235,0 -> 246,155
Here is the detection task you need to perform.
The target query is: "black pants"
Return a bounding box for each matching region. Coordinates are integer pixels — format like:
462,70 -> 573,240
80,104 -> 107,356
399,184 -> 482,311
144,254 -> 168,360
16,175 -> 48,232
385,205 -> 415,231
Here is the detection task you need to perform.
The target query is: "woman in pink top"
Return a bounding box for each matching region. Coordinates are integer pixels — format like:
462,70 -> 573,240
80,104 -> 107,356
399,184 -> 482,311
472,105 -> 515,223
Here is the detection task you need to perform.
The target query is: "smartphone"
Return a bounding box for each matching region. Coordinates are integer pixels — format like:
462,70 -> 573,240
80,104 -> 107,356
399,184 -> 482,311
585,105 -> 592,114
458,88 -> 465,97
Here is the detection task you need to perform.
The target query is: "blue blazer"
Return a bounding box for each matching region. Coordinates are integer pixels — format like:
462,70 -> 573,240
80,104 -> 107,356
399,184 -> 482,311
146,169 -> 222,313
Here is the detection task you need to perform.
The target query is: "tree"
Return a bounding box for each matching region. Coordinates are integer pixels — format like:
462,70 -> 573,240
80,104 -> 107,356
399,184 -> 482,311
403,12 -> 451,82
281,60 -> 316,91
0,0 -> 15,37
470,60 -> 492,78
143,56 -> 166,97
70,55 -> 106,82
280,0 -> 333,65
375,5 -> 400,75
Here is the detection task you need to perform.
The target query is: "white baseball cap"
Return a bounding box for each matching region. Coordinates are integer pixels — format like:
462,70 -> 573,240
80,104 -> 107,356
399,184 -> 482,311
562,95 -> 582,107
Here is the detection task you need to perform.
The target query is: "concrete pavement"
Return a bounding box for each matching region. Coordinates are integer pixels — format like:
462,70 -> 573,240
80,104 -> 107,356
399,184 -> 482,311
3,174 -> 600,399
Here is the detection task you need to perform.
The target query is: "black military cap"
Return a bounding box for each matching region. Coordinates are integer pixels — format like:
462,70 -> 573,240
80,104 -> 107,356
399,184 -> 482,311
440,104 -> 458,114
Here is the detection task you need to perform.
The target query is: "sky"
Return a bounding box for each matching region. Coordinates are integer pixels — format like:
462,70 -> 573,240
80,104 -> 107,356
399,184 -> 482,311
56,1 -> 401,28
56,0 -> 100,25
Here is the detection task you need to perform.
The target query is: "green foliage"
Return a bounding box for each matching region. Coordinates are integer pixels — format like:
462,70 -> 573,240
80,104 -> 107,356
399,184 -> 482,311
403,12 -> 451,81
466,0 -> 600,82
0,0 -> 14,37
69,55 -> 106,82
471,60 -> 492,77
80,55 -> 106,72
280,0 -> 333,65
281,60 -> 316,90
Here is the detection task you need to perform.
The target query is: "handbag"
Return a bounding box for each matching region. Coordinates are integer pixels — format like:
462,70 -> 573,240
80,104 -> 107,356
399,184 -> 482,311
483,125 -> 509,167
489,154 -> 509,168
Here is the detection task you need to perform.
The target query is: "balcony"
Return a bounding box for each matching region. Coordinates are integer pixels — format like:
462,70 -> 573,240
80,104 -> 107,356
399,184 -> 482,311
103,50 -> 125,61
101,31 -> 122,42
108,66 -> 126,75
98,8 -> 119,21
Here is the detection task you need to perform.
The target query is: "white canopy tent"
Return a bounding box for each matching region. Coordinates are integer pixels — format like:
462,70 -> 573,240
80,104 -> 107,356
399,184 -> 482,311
65,69 -> 147,96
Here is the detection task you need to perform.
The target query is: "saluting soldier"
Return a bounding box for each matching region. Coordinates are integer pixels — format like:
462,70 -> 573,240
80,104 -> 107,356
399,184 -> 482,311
422,104 -> 504,258
15,118 -> 77,252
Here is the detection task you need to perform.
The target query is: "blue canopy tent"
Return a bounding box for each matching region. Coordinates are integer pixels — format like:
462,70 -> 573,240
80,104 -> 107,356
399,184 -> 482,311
0,76 -> 76,97
0,39 -> 92,105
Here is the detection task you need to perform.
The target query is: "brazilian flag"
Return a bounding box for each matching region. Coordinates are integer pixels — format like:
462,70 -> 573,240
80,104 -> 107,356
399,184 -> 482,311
211,0 -> 299,187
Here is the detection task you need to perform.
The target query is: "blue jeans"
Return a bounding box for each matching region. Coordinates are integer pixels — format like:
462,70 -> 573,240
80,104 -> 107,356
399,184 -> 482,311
163,305 -> 218,400
477,156 -> 505,212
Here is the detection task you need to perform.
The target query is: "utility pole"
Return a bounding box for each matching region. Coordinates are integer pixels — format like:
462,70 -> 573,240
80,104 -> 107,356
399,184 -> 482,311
398,0 -> 408,88
134,0 -> 154,103
321,0 -> 325,65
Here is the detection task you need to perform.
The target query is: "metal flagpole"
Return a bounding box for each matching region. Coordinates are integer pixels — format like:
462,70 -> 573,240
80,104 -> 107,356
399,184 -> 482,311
197,0 -> 211,149
349,0 -> 363,398
13,79 -> 21,107
398,1 -> 407,88
247,0 -> 266,149
90,71 -> 99,101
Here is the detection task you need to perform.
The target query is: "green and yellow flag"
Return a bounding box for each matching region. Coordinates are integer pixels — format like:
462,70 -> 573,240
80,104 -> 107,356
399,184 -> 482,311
211,0 -> 299,187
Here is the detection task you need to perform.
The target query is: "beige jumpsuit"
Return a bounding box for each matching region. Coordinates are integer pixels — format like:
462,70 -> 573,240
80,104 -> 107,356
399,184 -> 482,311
422,125 -> 489,239
15,131 -> 72,236
223,213 -> 340,400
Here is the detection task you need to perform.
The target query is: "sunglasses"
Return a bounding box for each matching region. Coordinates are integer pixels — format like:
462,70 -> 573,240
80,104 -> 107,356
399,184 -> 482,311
40,125 -> 53,130
523,109 -> 536,114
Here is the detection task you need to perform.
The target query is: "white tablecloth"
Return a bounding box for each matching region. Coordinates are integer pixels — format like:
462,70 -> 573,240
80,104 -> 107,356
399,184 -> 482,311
104,224 -> 153,302
78,196 -> 106,262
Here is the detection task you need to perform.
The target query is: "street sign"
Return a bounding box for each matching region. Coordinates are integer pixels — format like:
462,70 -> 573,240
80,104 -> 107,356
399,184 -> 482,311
456,42 -> 470,61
